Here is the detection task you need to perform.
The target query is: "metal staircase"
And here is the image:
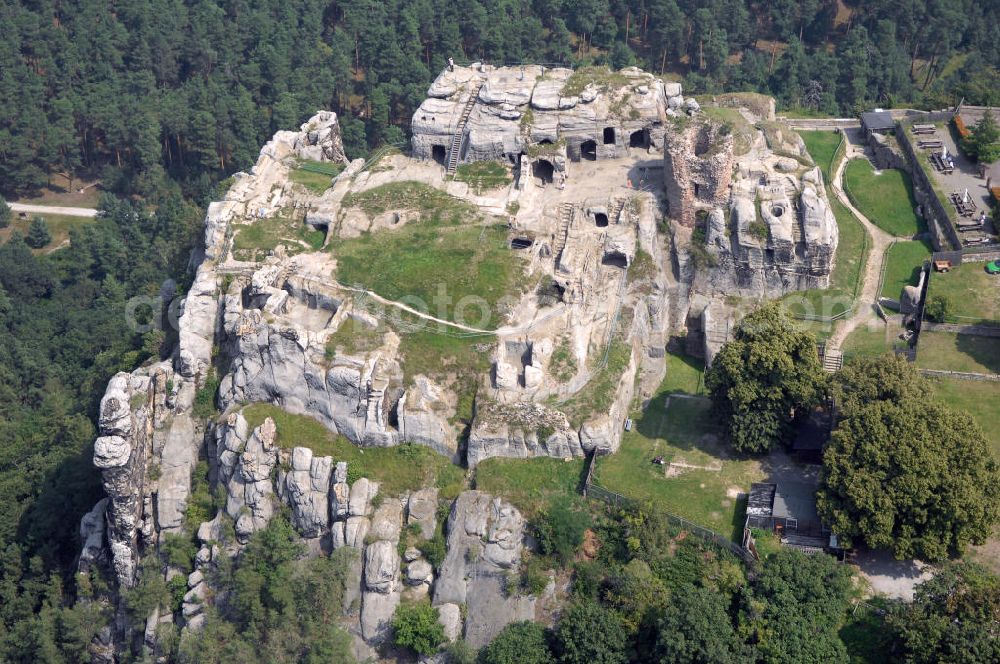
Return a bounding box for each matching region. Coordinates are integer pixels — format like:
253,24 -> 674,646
446,81 -> 484,175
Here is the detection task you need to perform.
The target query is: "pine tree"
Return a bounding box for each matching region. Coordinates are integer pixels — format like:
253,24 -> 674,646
25,217 -> 52,249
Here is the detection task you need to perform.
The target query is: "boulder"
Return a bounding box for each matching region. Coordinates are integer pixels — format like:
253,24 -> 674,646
407,488 -> 439,540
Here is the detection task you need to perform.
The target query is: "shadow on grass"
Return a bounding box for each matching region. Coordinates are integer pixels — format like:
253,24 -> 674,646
633,389 -> 724,455
729,493 -> 748,543
955,333 -> 1000,374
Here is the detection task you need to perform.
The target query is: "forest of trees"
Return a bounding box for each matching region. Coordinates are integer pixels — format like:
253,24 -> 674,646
3,0 -> 1000,199
0,194 -> 202,660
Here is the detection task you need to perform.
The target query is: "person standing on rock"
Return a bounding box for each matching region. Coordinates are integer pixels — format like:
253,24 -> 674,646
448,57 -> 454,72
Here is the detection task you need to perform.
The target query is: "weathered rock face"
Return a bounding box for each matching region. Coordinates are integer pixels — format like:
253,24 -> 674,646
217,413 -> 279,542
294,110 -> 349,164
279,446 -> 333,539
217,267 -> 459,459
93,372 -> 153,588
433,491 -> 534,648
663,119 -> 735,228
694,168 -> 838,298
412,64 -> 685,174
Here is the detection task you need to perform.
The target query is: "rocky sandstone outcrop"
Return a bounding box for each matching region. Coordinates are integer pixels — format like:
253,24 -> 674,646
433,491 -> 534,648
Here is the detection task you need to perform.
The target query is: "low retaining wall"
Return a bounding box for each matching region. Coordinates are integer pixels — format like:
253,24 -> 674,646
922,322 -> 1000,336
920,368 -> 1000,382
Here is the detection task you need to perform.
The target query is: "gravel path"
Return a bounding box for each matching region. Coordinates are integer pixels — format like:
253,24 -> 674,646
7,201 -> 99,218
826,145 -> 895,351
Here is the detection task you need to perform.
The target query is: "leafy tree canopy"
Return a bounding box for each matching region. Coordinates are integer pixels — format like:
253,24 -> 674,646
553,600 -> 628,664
392,601 -> 445,656
819,357 -> 1000,560
887,562 -> 1000,664
479,621 -> 554,664
705,302 -> 826,453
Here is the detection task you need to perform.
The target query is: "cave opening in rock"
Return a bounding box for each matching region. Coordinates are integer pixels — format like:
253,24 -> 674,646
538,138 -> 553,146
580,140 -> 597,161
595,212 -> 609,227
510,237 -> 533,250
694,183 -> 701,198
432,145 -> 446,165
629,129 -> 648,148
771,205 -> 785,218
532,159 -> 554,185
602,251 -> 628,268
603,127 -> 616,144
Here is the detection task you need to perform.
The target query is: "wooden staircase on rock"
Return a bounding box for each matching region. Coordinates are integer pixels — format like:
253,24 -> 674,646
552,203 -> 574,259
822,348 -> 843,373
446,81 -> 484,175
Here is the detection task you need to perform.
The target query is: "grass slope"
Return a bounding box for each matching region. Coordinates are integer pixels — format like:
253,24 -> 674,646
929,377 -> 1000,460
334,182 -> 523,330
915,330 -> 1000,375
881,240 -> 932,301
786,132 -> 866,320
844,159 -> 924,237
473,457 -> 586,518
241,404 -> 465,498
289,159 -> 343,195
232,213 -> 325,261
594,361 -> 763,540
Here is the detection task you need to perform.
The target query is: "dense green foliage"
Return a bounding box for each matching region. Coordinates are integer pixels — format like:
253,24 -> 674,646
886,562 -> 1000,663
479,620 -> 554,664
0,193 -> 199,661
392,601 -> 446,656
553,601 -> 628,664
705,303 -> 826,453
175,515 -> 355,663
536,498 -> 591,564
653,586 -> 746,664
4,0 -> 1000,197
819,356 -> 1000,560
963,110 -> 1000,163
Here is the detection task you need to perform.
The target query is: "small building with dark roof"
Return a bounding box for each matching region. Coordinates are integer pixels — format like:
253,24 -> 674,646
861,110 -> 895,135
745,481 -> 837,553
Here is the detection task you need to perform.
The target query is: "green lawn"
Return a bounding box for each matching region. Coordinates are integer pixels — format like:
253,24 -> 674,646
289,159 -> 343,195
928,377 -> 1000,459
800,130 -> 842,182
0,212 -> 97,252
333,183 -> 524,330
842,321 -> 896,359
915,331 -> 1000,375
232,212 -> 325,261
924,261 -> 1000,324
881,240 -> 932,301
843,159 -> 924,237
786,132 -> 867,321
594,385 -> 763,540
473,456 -> 587,518
663,351 -> 706,395
241,404 -> 465,498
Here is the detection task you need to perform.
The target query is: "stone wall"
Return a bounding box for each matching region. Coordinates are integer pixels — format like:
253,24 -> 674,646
663,119 -> 734,228
895,117 -> 961,251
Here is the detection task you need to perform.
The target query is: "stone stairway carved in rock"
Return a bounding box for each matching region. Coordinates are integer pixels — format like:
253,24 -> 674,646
446,81 -> 484,175
791,219 -> 804,244
552,203 -> 574,258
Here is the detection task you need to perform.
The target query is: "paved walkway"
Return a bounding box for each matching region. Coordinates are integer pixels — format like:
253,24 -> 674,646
826,143 -> 896,351
6,201 -> 99,218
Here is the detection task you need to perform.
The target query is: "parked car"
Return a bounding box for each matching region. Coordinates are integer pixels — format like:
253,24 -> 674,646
986,260 -> 1000,275
623,418 -> 633,432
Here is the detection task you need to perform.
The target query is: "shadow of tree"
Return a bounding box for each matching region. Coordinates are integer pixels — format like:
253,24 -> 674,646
955,333 -> 1000,373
